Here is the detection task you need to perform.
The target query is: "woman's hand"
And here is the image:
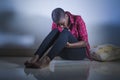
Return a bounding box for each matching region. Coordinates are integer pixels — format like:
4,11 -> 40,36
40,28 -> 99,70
66,42 -> 73,48
66,41 -> 87,48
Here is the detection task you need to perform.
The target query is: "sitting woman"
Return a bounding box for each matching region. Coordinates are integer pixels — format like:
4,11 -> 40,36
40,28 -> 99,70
24,8 -> 91,69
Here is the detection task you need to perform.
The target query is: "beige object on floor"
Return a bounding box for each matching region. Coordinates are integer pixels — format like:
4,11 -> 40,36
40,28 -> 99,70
90,44 -> 120,61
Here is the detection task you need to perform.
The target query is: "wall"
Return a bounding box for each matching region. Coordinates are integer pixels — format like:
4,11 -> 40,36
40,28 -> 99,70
0,0 -> 120,56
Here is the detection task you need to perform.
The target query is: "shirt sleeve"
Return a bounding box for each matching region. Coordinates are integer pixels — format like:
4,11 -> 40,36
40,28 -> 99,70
77,16 -> 88,43
51,22 -> 57,30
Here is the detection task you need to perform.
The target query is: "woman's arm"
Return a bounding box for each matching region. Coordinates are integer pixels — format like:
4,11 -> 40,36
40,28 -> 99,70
66,41 -> 87,48
66,16 -> 88,48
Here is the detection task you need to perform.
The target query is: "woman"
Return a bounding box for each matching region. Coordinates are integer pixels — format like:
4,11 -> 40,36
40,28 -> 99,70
24,8 -> 91,69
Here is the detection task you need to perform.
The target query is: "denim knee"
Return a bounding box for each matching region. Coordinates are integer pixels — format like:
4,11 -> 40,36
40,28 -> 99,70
61,28 -> 70,34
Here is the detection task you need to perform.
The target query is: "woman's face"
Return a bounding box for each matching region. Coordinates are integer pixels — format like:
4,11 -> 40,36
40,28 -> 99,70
57,14 -> 68,28
58,18 -> 66,28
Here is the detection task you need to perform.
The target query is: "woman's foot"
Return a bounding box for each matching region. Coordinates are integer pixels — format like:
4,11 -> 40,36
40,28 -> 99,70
24,55 -> 39,68
32,56 -> 51,69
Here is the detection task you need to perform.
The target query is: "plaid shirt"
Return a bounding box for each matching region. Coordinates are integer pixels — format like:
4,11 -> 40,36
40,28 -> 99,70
51,11 -> 91,59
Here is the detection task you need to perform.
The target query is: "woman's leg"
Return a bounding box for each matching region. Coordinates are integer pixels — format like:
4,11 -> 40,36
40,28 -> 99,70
32,28 -> 86,68
25,29 -> 59,64
47,28 -> 80,60
34,29 -> 60,58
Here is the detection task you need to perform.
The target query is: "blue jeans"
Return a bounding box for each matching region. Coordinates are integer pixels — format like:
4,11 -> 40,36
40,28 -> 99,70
35,28 -> 86,60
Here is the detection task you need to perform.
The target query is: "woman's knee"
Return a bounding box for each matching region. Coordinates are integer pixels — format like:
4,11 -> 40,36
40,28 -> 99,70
52,29 -> 59,33
61,28 -> 70,34
50,29 -> 60,36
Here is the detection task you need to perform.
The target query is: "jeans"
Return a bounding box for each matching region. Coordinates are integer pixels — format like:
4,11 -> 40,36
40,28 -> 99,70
35,28 -> 86,60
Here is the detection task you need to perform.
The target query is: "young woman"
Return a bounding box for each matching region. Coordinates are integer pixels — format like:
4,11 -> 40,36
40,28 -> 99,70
24,8 -> 91,69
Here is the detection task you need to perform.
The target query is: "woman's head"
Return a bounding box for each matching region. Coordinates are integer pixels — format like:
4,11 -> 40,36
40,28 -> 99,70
52,8 -> 69,27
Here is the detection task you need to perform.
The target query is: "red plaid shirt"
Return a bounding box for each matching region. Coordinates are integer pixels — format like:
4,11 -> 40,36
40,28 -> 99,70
51,11 -> 91,59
